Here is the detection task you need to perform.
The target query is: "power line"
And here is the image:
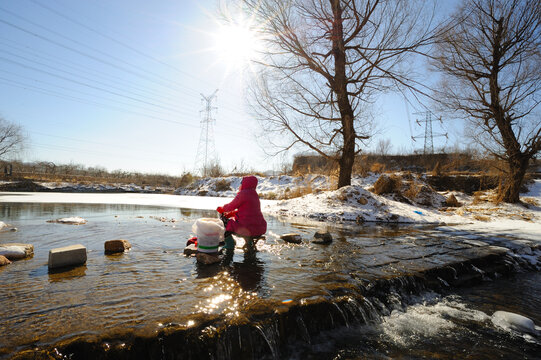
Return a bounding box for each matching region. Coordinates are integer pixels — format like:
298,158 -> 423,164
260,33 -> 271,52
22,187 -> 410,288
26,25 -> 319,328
0,75 -> 254,140
1,2 -> 247,114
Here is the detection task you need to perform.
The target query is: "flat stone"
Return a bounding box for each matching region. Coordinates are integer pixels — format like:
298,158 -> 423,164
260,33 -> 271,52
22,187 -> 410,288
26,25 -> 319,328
0,243 -> 34,260
104,239 -> 131,254
184,243 -> 198,256
312,231 -> 332,244
48,244 -> 87,269
0,255 -> 11,266
196,252 -> 221,265
280,233 -> 302,244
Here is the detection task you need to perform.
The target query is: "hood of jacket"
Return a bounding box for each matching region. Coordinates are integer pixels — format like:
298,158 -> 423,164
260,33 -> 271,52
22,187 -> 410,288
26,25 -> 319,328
241,176 -> 258,190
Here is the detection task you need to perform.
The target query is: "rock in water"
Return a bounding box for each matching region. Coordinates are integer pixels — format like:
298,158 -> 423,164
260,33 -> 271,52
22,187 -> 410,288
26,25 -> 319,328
47,217 -> 87,225
48,244 -> 87,269
492,311 -> 539,335
184,244 -> 198,256
0,243 -> 34,260
312,231 -> 332,244
196,252 -> 221,265
0,255 -> 11,266
104,239 -> 131,254
280,233 -> 302,244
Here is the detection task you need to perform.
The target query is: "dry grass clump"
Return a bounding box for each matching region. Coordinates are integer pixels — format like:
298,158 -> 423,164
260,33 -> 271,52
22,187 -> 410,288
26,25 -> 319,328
522,197 -> 539,206
281,183 -> 313,199
213,179 -> 231,192
403,182 -> 422,199
445,194 -> 461,207
472,191 -> 487,205
372,174 -> 402,195
370,162 -> 386,174
473,214 -> 491,222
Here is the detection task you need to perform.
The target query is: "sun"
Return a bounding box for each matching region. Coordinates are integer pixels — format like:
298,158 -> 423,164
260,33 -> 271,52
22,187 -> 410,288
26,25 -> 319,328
213,20 -> 262,70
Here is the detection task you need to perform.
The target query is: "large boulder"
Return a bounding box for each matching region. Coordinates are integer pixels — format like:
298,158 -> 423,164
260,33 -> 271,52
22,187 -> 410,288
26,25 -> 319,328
48,244 -> 87,269
104,239 -> 131,254
0,243 -> 34,260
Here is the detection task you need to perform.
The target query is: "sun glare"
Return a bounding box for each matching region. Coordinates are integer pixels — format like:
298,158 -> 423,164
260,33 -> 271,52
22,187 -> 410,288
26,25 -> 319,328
214,22 -> 261,70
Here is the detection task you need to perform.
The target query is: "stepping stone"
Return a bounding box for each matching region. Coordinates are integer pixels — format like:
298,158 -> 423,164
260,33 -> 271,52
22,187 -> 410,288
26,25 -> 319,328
280,233 -> 302,244
0,255 -> 11,266
184,244 -> 198,256
196,252 -> 221,265
0,243 -> 34,260
312,231 -> 332,244
104,239 -> 131,254
48,244 -> 87,269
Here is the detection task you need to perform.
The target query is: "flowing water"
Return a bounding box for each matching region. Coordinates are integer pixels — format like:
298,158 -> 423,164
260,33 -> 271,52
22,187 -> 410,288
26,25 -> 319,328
0,202 -> 539,359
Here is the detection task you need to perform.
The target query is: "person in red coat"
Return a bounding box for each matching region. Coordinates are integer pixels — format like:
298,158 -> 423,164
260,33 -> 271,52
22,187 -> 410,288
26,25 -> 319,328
217,176 -> 267,244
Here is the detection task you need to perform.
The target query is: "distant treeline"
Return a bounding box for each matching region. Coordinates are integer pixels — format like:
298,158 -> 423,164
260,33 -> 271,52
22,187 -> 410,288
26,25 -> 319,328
0,160 -> 194,188
292,152 -> 541,175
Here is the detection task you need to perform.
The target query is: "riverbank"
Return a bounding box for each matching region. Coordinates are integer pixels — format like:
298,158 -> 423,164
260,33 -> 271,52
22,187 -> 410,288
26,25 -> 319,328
2,174 -> 540,241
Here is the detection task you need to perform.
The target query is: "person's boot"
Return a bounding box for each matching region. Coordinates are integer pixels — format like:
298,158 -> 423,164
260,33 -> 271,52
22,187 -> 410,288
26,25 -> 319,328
223,231 -> 236,250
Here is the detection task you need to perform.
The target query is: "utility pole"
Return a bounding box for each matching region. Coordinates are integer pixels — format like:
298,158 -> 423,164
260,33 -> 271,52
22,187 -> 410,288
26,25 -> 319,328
411,111 -> 447,154
195,89 -> 218,176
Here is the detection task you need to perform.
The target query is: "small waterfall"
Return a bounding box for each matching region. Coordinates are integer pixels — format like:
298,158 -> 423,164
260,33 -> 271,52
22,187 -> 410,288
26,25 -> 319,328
28,243 -> 539,360
255,322 -> 280,360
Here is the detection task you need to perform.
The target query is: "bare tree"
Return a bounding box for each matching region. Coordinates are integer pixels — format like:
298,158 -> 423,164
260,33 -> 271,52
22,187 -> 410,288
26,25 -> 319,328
236,0 -> 439,187
432,0 -> 541,203
375,138 -> 393,156
0,117 -> 24,159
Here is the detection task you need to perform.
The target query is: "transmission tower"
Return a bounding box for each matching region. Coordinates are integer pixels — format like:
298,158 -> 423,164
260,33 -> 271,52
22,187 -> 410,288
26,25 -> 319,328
411,111 -> 447,154
195,89 -> 218,176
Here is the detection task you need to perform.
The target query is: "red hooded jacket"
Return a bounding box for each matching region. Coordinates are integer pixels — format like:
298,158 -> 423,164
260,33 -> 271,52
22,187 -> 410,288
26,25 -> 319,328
222,176 -> 267,237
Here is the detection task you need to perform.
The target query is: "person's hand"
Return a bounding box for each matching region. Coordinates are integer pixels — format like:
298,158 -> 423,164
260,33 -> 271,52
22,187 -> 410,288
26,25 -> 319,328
216,206 -> 224,213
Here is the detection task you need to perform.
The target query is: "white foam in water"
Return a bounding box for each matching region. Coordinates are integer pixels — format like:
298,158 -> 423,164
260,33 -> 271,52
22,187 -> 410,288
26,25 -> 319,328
491,311 -> 540,336
380,297 -> 490,347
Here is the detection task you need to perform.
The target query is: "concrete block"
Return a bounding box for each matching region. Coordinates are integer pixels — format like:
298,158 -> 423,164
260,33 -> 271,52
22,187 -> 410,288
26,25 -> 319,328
104,239 -> 131,254
48,244 -> 87,269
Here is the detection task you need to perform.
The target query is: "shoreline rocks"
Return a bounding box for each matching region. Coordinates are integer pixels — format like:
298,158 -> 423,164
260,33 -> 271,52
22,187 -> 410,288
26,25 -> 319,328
0,243 -> 34,260
280,233 -> 302,244
312,231 -> 332,244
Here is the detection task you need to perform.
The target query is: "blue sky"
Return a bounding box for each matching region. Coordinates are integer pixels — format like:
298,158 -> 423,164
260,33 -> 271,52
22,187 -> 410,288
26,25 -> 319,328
0,0 -> 458,176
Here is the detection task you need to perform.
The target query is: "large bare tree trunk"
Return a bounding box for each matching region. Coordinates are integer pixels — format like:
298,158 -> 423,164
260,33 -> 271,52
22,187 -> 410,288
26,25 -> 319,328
499,155 -> 529,203
332,0 -> 355,188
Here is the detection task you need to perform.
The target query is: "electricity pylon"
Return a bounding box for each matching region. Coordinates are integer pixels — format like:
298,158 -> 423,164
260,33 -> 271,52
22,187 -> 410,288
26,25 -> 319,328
195,89 -> 218,176
411,111 -> 447,154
